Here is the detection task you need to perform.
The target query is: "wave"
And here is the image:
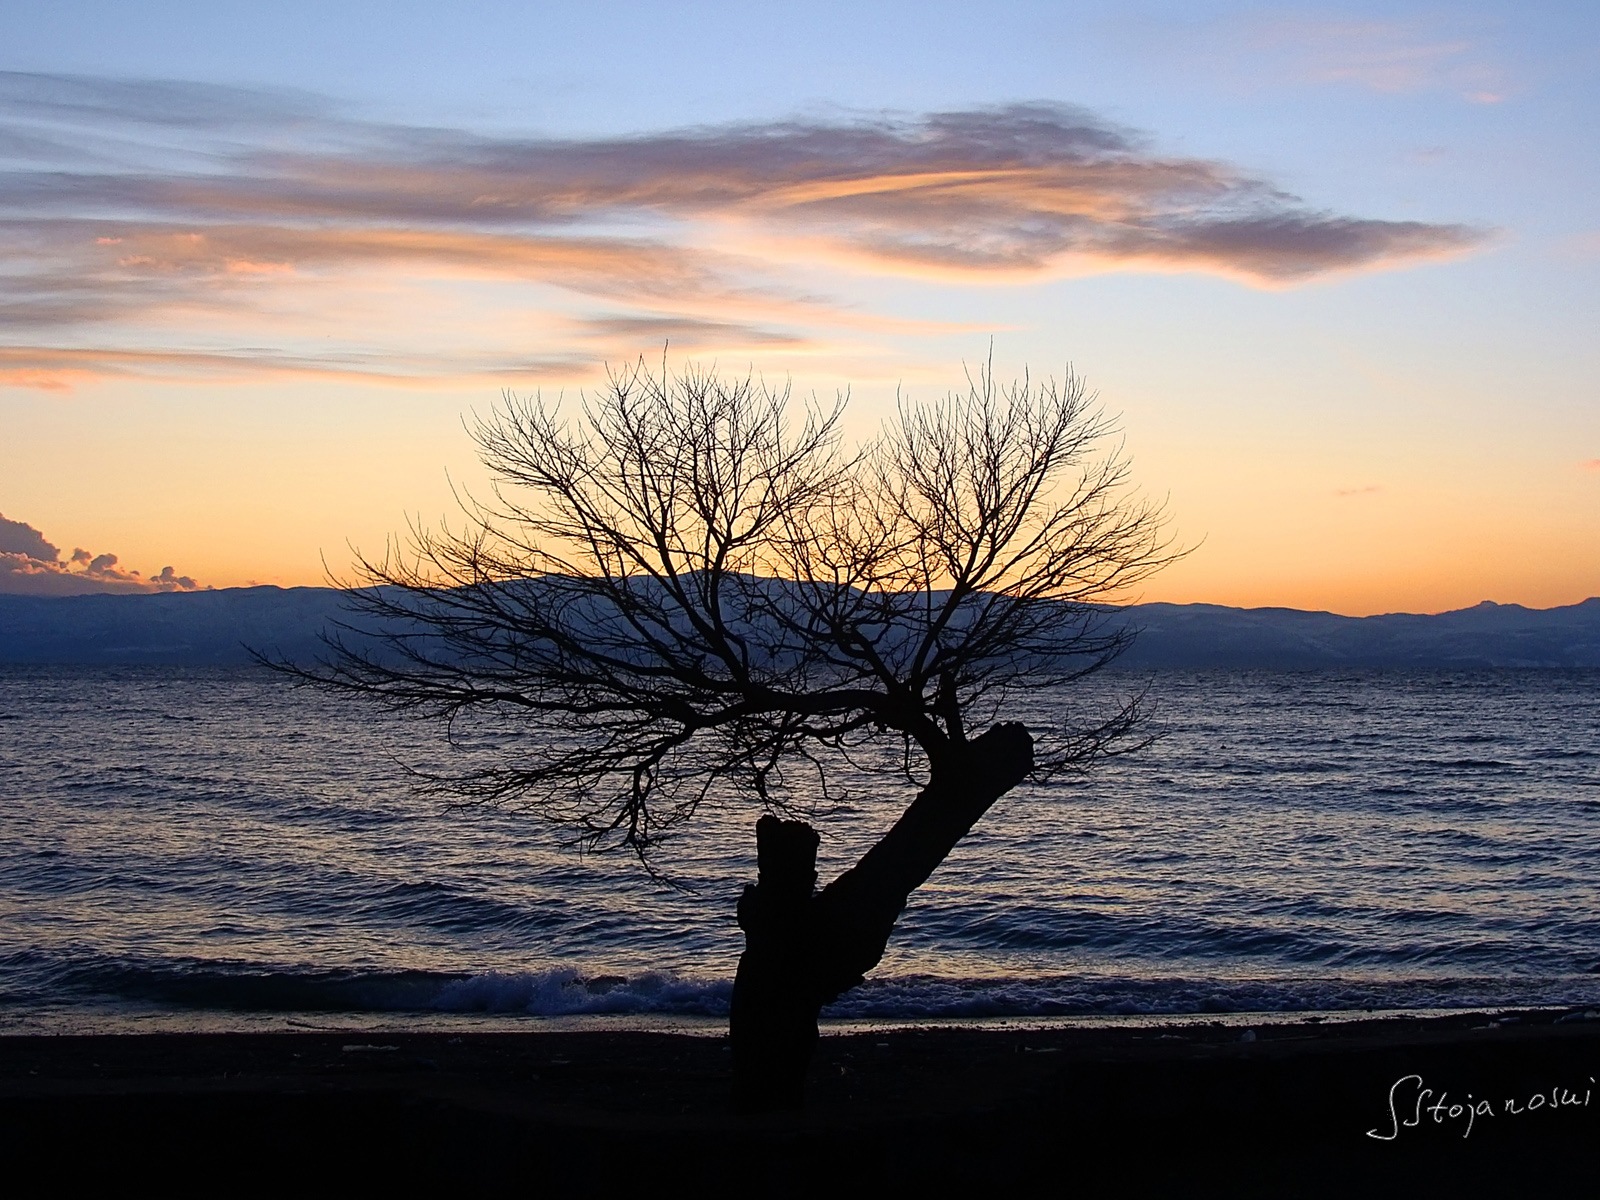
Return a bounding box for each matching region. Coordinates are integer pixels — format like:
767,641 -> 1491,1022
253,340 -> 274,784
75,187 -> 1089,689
5,953 -> 730,1017
434,968 -> 730,1015
9,952 -> 1600,1022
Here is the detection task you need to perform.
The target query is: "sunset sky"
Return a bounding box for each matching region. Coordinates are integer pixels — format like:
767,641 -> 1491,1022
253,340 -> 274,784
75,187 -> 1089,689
2,1 -> 1595,614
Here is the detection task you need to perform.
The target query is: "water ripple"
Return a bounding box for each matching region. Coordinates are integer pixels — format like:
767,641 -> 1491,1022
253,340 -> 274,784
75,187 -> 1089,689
2,665 -> 1597,1028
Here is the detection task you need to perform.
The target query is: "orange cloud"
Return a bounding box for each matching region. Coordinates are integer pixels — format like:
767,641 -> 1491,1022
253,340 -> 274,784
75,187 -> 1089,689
0,511 -> 203,595
0,75 -> 1491,387
0,344 -> 598,390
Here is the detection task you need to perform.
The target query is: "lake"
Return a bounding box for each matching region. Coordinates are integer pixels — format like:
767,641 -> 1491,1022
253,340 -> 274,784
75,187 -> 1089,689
2,666 -> 1597,1032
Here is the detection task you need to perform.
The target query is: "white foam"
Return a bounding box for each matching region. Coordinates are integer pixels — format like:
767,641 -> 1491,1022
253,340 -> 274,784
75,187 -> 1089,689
430,967 -> 732,1016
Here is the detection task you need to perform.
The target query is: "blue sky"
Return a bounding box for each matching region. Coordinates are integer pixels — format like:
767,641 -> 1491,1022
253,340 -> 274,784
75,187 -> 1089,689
1,1 -> 1596,611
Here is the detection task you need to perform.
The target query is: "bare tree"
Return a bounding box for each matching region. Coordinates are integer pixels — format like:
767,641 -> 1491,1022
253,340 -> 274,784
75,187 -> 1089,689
291,355 -> 1173,1108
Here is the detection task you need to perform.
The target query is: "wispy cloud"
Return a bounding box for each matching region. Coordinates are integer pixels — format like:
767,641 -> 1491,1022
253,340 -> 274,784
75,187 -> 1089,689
1120,13 -> 1511,105
1255,17 -> 1504,98
1334,485 -> 1383,497
1218,14 -> 1511,103
0,512 -> 202,595
0,344 -> 594,389
1567,233 -> 1600,259
1583,459 -> 1600,473
0,72 -> 1490,388
568,315 -> 807,350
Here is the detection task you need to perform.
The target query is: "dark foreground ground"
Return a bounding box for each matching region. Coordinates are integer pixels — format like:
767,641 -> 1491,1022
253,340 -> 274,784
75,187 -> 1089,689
4,1010 -> 1596,1195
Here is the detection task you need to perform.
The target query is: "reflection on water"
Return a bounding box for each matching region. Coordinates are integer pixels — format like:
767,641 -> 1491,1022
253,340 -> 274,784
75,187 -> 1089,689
1,665 -> 1597,1030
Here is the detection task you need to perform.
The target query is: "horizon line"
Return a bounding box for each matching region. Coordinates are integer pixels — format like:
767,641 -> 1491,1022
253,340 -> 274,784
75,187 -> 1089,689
2,582 -> 1595,622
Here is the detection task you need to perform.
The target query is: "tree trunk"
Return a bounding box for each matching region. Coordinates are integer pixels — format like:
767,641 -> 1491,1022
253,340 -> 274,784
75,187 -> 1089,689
729,722 -> 1034,1110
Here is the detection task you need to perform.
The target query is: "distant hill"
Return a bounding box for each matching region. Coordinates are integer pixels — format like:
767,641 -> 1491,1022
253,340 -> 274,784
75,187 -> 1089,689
1,586 -> 1597,669
1116,599 -> 1600,670
0,587 -> 345,666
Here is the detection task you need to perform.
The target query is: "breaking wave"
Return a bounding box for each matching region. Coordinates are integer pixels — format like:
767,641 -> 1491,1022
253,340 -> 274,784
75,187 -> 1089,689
9,951 -> 1600,1024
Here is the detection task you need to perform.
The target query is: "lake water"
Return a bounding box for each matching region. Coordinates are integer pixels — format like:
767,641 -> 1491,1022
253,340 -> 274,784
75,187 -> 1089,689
2,666 -> 1598,1032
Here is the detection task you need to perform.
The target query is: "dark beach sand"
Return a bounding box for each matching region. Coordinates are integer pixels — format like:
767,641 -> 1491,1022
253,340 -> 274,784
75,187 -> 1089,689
4,1010 -> 1596,1193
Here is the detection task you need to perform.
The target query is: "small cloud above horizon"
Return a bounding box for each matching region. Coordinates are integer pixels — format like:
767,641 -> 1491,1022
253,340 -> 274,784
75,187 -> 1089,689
0,512 -> 202,596
1334,485 -> 1383,497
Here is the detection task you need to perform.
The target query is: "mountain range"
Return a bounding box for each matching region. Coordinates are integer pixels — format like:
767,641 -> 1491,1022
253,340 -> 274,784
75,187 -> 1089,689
1,587 -> 1597,670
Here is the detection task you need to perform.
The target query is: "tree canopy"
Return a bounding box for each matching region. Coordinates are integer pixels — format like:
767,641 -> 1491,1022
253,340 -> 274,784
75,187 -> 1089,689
304,356 -> 1173,865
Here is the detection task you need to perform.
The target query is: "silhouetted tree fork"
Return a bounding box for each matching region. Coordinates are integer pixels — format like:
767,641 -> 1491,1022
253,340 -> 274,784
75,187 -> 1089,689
279,354 -> 1173,1111
733,722 -> 1033,1109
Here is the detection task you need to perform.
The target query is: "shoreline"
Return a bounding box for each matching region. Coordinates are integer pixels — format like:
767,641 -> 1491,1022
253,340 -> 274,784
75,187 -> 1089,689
6,1000 -> 1594,1039
5,1009 -> 1595,1191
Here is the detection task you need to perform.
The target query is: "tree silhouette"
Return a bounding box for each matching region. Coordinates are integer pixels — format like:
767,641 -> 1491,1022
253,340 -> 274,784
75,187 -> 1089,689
293,355 -> 1173,1108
